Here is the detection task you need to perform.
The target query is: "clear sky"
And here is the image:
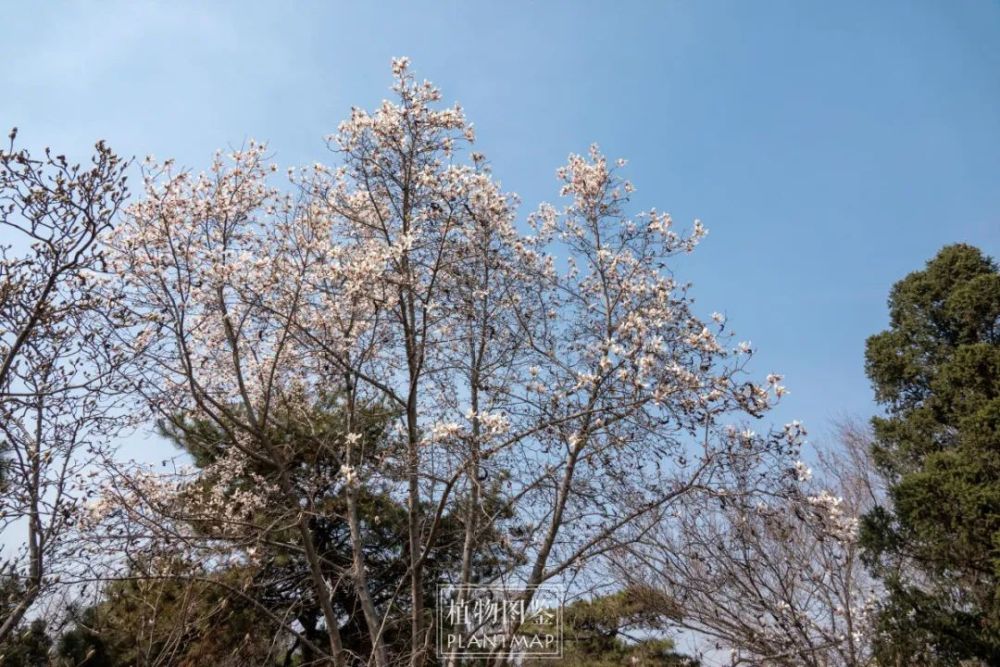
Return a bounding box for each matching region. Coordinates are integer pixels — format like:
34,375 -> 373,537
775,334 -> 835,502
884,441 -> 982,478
3,0 -> 998,453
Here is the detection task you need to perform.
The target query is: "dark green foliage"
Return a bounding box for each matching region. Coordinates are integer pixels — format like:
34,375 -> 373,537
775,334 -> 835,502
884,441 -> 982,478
861,244 -> 1000,664
159,398 -> 518,663
523,588 -> 696,667
54,568 -> 283,667
0,579 -> 51,667
48,398 -> 520,666
867,577 -> 998,666
55,605 -> 115,667
0,619 -> 51,667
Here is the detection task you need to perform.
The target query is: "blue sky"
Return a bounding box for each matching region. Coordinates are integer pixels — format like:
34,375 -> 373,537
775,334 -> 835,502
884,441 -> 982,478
3,0 -> 998,455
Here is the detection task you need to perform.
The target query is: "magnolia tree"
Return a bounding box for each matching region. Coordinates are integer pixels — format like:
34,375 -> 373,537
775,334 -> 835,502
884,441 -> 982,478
91,60 -> 802,667
616,420 -> 883,666
0,131 -> 131,645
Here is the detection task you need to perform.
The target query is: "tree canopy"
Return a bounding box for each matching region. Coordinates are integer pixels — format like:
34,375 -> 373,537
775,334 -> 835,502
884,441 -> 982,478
862,243 -> 1000,664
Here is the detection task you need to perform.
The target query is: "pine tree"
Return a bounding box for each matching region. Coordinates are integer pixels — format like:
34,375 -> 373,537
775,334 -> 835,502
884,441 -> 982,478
861,244 -> 1000,664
